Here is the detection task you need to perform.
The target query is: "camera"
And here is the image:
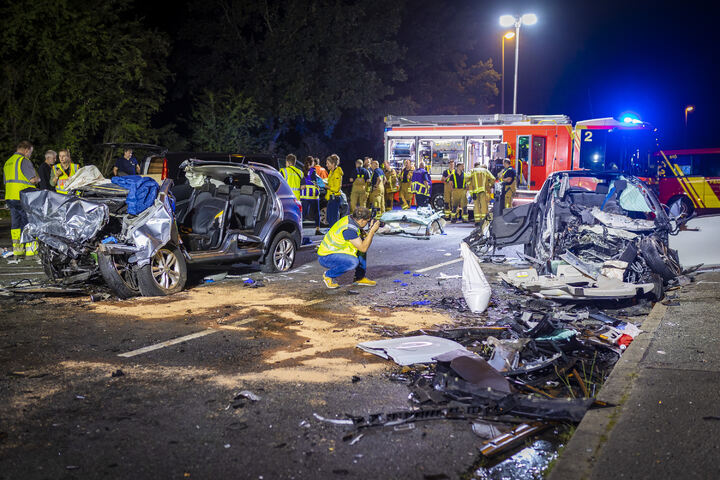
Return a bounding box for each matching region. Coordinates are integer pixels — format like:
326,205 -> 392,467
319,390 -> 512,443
369,207 -> 386,228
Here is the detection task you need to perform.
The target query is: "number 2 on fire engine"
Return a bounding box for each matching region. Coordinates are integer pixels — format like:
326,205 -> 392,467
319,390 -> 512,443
583,131 -> 592,142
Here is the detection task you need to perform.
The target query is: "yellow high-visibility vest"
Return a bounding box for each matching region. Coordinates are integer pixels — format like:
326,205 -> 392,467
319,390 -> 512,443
317,216 -> 359,257
53,163 -> 79,195
450,170 -> 467,189
280,165 -> 303,199
3,153 -> 36,200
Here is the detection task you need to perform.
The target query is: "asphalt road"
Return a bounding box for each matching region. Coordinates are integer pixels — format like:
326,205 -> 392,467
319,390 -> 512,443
0,221 -> 524,480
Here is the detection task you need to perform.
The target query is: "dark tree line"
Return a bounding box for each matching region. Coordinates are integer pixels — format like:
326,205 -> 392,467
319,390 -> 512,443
1,0 -> 499,172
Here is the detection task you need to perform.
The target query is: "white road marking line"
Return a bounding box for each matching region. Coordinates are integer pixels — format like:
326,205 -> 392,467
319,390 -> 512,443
119,317 -> 263,357
0,271 -> 44,275
118,329 -> 217,358
416,258 -> 462,273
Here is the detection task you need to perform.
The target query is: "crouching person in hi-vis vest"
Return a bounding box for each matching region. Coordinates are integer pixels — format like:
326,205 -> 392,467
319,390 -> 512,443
317,207 -> 380,289
3,140 -> 40,257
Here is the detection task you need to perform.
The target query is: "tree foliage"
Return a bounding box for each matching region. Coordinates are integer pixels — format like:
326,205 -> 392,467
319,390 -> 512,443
0,0 -> 169,173
180,0 -> 406,155
190,89 -> 265,152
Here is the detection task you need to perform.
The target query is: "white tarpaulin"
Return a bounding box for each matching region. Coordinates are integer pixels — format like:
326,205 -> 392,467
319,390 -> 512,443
460,241 -> 491,313
63,165 -> 111,191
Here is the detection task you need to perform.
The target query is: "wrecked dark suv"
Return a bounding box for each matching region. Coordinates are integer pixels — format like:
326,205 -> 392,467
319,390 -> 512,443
472,171 -> 682,299
21,159 -> 302,297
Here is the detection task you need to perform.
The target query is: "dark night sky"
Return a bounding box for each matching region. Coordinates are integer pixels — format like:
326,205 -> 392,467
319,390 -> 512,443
472,0 -> 715,148
146,0 -> 715,150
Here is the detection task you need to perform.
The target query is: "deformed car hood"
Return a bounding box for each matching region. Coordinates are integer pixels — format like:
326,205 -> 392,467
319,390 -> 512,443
20,190 -> 109,258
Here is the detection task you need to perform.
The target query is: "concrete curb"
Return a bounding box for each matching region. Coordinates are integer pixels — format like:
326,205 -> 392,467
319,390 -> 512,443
547,302 -> 668,480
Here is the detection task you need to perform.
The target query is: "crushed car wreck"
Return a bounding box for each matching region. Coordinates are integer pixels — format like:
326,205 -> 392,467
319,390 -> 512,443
465,171 -> 682,299
20,159 -> 302,297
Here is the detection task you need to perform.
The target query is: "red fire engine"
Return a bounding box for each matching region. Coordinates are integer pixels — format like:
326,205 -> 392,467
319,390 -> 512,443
383,114 -> 574,210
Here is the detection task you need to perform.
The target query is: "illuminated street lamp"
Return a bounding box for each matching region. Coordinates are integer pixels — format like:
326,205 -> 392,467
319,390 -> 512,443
499,13 -> 538,114
501,31 -> 515,114
684,105 -> 694,127
684,105 -> 694,146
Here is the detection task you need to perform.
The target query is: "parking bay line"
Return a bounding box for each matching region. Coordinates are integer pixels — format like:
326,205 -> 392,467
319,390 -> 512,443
117,317 -> 259,358
415,258 -> 462,273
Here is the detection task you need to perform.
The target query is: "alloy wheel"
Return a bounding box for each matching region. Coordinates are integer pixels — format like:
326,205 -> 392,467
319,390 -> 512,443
273,238 -> 295,271
150,248 -> 181,290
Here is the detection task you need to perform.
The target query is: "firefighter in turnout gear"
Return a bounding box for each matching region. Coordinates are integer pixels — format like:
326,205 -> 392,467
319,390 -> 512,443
384,162 -> 399,211
469,162 -> 496,227
367,160 -> 385,217
498,158 -> 517,209
350,158 -> 370,214
449,162 -> 469,222
441,160 -> 455,220
280,154 -> 304,200
399,159 -> 414,209
3,140 -> 40,256
50,149 -> 79,195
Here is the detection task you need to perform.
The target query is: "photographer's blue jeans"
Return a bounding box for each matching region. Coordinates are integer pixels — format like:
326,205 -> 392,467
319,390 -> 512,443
327,196 -> 341,226
318,252 -> 366,280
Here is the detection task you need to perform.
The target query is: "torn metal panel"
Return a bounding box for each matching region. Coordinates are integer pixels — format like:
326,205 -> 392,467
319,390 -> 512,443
480,422 -> 551,458
356,335 -> 471,366
590,207 -> 656,231
20,190 -> 109,257
499,267 -> 656,300
438,353 -> 511,393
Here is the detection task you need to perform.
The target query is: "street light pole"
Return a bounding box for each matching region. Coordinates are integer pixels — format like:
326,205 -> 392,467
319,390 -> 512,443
512,21 -> 520,115
684,105 -> 694,147
499,14 -> 537,115
501,32 -> 514,114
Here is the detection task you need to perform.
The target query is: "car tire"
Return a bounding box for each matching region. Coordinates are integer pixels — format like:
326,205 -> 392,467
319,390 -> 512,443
261,231 -> 296,273
431,192 -> 444,211
639,237 -> 680,282
669,196 -> 693,218
98,252 -> 140,299
136,244 -> 187,296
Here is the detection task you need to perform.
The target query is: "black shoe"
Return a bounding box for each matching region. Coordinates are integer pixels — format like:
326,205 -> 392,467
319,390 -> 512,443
315,228 -> 322,236
474,222 -> 481,227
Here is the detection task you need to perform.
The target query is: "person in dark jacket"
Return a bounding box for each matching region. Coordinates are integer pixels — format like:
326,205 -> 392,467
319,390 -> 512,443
411,162 -> 432,207
38,150 -> 57,190
300,156 -> 322,236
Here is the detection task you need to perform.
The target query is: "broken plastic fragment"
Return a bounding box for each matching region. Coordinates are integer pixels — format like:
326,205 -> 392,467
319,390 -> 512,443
357,335 -> 470,366
313,413 -> 353,425
403,270 -> 411,274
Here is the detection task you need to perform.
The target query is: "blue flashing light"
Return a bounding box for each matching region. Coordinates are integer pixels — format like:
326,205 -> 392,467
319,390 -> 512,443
619,111 -> 642,124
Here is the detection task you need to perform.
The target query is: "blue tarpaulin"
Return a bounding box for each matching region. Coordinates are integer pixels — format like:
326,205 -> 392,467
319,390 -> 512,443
111,176 -> 159,215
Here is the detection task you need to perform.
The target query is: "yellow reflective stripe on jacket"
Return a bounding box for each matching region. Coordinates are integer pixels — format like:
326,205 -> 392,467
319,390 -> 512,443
300,185 -> 319,199
470,169 -> 492,194
412,181 -> 429,196
53,163 -> 79,195
317,216 -> 359,257
3,153 -> 36,200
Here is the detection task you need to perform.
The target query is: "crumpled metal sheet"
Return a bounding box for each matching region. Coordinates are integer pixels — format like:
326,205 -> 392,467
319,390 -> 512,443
590,207 -> 656,231
378,208 -> 446,236
20,190 -> 108,258
499,266 -> 656,300
124,197 -> 173,267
